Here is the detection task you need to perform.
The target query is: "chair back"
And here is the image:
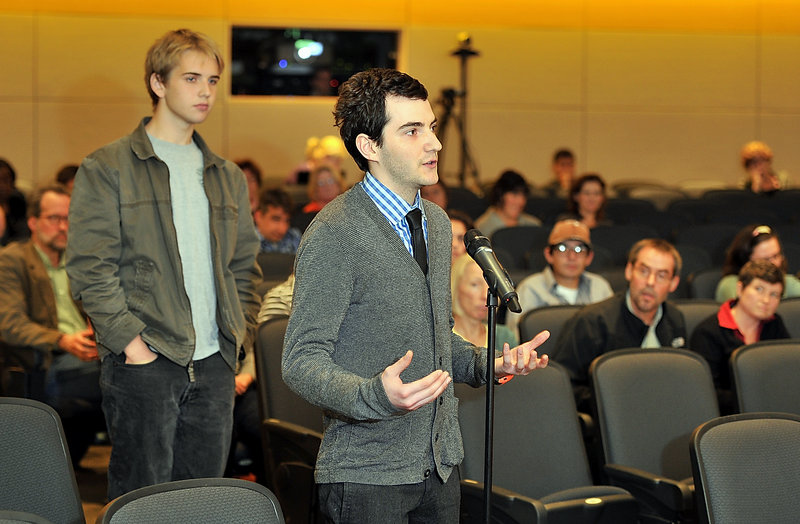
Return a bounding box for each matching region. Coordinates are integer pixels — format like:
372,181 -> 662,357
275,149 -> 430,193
777,297 -> 800,338
490,226 -> 550,271
0,398 -> 84,524
690,412 -> 800,524
518,305 -> 583,362
590,348 -> 718,480
263,419 -> 322,524
97,478 -> 284,524
687,268 -> 723,300
675,225 -> 740,266
672,299 -> 720,341
256,252 -> 295,282
590,225 -> 659,266
456,362 -> 593,498
254,317 -> 323,432
730,340 -> 800,414
448,186 -> 488,220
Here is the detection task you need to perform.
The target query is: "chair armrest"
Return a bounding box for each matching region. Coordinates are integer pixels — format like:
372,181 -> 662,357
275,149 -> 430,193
460,479 -> 546,524
604,463 -> 694,511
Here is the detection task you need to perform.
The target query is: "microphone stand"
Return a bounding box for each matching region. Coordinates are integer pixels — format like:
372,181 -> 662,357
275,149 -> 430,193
483,291 -> 499,524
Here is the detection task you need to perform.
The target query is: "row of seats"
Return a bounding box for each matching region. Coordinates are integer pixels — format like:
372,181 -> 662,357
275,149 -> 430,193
254,310 -> 800,523
0,397 -> 286,524
460,343 -> 800,523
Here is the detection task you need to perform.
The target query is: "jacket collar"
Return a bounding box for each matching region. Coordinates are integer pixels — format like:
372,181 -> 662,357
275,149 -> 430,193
129,117 -> 226,169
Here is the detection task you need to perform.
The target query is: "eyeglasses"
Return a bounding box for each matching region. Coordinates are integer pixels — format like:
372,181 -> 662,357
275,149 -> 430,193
39,214 -> 69,226
633,263 -> 673,284
550,242 -> 590,255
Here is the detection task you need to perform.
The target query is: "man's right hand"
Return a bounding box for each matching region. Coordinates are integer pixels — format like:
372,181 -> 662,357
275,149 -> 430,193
381,350 -> 451,411
58,328 -> 98,361
123,334 -> 157,365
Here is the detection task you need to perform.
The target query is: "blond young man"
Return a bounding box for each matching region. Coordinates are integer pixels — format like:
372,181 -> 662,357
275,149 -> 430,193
66,29 -> 260,499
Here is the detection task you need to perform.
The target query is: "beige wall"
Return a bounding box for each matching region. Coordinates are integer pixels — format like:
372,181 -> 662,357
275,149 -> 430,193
2,2 -> 799,193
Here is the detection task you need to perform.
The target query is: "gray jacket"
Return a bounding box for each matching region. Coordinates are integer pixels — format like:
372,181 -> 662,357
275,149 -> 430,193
283,185 -> 486,485
65,118 -> 261,369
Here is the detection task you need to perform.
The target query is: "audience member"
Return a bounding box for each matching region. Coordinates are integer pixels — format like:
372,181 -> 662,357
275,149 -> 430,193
740,140 -> 786,193
506,219 -> 614,335
475,169 -> 541,237
716,224 -> 800,302
0,184 -> 103,467
448,209 -> 473,261
542,148 -> 575,198
0,158 -> 29,242
236,158 -> 263,214
302,162 -> 345,213
55,164 -> 79,191
562,173 -> 610,229
451,254 -> 519,350
691,260 -> 789,414
282,68 -> 548,522
254,187 -> 301,254
420,178 -> 448,209
287,135 -> 348,185
557,238 -> 686,410
65,29 -> 261,500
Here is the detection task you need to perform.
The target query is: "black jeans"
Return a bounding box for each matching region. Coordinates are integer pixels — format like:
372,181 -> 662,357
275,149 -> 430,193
318,468 -> 460,524
100,351 -> 234,500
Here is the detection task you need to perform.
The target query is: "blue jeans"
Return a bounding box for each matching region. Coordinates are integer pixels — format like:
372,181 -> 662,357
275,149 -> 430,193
317,468 -> 460,524
100,351 -> 234,500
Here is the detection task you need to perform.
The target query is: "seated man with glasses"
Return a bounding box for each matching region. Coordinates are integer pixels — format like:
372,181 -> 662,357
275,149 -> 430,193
556,238 -> 687,410
0,184 -> 103,467
505,219 -> 613,335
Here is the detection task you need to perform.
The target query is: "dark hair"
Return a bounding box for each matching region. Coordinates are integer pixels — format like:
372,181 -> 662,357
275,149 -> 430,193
55,164 -> 79,186
552,148 -> 575,163
235,159 -> 262,186
738,259 -> 785,291
257,187 -> 293,216
333,68 -> 428,172
0,158 -> 16,184
567,173 -> 607,219
489,170 -> 529,207
722,224 -> 786,276
447,209 -> 474,231
627,238 -> 683,277
28,184 -> 70,219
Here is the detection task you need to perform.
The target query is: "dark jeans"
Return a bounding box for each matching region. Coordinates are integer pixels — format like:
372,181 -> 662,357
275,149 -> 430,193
100,351 -> 234,500
45,353 -> 104,467
318,469 -> 460,524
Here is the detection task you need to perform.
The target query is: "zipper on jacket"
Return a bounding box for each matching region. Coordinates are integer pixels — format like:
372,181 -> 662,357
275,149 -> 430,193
187,360 -> 196,383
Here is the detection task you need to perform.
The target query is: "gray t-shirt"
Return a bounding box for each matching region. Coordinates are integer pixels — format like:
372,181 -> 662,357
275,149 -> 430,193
149,133 -> 220,360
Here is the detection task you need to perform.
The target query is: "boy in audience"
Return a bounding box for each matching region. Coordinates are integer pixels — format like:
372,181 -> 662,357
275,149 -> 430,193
253,187 -> 302,254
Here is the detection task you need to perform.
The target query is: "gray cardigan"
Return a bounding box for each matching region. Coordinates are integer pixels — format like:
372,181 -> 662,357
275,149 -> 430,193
283,184 -> 487,485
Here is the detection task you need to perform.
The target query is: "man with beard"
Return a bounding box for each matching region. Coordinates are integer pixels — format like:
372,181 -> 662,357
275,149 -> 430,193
556,238 -> 687,411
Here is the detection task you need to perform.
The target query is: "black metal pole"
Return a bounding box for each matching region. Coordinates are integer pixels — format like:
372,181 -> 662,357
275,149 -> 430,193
483,291 -> 498,524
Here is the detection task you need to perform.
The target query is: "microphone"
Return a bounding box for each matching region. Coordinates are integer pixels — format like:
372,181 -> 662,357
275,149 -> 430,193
463,229 -> 521,313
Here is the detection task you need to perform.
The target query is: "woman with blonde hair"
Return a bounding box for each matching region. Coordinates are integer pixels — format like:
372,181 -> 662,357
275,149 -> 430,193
451,253 -> 518,351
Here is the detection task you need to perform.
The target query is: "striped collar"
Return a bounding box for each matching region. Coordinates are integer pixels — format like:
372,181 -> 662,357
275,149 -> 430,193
360,172 -> 428,254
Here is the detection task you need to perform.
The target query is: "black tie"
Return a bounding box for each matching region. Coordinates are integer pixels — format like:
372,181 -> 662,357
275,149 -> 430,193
405,208 -> 428,275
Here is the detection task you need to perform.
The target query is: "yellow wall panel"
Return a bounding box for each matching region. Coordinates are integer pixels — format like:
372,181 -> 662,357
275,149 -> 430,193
32,0 -> 226,18
0,103 -> 35,190
761,0 -> 800,33
761,35 -> 800,111
587,32 -> 757,109
408,0 -> 584,29
0,15 -> 34,98
227,0 -> 406,27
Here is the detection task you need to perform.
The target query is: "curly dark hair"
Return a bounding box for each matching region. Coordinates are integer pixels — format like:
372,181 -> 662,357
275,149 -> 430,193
333,68 -> 428,172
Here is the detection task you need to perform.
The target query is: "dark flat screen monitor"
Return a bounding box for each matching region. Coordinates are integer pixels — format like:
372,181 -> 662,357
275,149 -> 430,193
231,26 -> 399,96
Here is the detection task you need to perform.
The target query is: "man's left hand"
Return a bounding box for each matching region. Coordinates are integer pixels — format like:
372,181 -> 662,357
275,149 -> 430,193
494,330 -> 550,378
